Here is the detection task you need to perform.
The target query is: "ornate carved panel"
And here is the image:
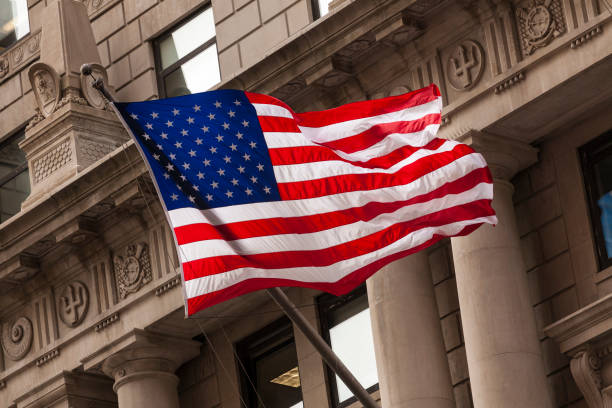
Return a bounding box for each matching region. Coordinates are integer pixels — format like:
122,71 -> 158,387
1,317 -> 33,361
113,242 -> 152,299
446,40 -> 485,91
28,62 -> 61,117
515,0 -> 566,56
58,281 -> 89,327
0,30 -> 41,85
32,138 -> 73,184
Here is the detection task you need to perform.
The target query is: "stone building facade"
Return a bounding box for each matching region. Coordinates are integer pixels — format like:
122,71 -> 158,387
0,0 -> 611,407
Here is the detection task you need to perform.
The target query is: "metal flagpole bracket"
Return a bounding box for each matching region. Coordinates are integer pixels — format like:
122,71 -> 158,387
80,63 -> 116,104
266,287 -> 380,408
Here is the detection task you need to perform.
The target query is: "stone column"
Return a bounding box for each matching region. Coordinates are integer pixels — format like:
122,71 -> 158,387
102,330 -> 200,408
450,132 -> 553,408
367,251 -> 455,408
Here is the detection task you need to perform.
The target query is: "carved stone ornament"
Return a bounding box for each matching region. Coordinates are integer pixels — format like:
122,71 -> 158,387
114,242 -> 152,299
58,281 -> 89,327
28,62 -> 61,117
446,40 -> 485,91
516,0 -> 566,56
0,57 -> 8,78
80,63 -> 109,109
1,317 -> 33,361
570,347 -> 605,407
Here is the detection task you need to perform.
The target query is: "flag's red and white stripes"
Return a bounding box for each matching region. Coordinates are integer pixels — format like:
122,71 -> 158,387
173,84 -> 496,315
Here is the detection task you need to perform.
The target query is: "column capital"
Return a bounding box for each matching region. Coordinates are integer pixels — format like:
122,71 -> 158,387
459,130 -> 538,180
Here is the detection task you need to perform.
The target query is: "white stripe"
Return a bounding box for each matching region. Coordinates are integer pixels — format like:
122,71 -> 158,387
183,216 -> 497,298
272,140 -> 460,183
169,153 -> 489,227
177,183 -> 492,262
297,97 -> 442,143
253,103 -> 294,118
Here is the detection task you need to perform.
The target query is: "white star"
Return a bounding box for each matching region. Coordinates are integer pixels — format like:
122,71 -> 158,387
209,147 -> 217,154
163,172 -> 170,179
249,141 -> 257,149
263,186 -> 271,194
166,120 -> 173,127
172,108 -> 180,116
171,193 -> 178,201
177,185 -> 182,191
250,176 -> 258,183
197,172 -> 205,179
201,125 -> 209,133
203,158 -> 211,166
142,133 -> 150,140
160,132 -> 168,139
188,196 -> 195,203
228,110 -> 235,118
216,134 -> 224,142
225,190 -> 233,198
223,156 -> 231,163
243,153 -> 251,161
193,105 -> 201,112
233,99 -> 241,106
181,129 -> 189,136
195,138 -> 203,145
188,150 -> 197,157
222,122 -> 230,130
211,181 -> 219,189
130,113 -> 138,119
208,113 -> 215,120
187,117 -> 195,124
206,194 -> 213,201
151,112 -> 159,118
236,132 -> 243,139
242,120 -> 249,127
214,101 -> 222,108
182,162 -> 190,170
229,143 -> 238,151
193,185 -> 200,191
217,168 -> 225,176
145,123 -> 153,129
231,178 -> 239,186
180,174 -> 187,181
166,163 -> 174,171
169,153 -> 177,160
256,163 -> 264,171
237,166 -> 245,173
174,141 -> 182,149
245,187 -> 253,196
156,144 -> 163,150
153,154 -> 160,160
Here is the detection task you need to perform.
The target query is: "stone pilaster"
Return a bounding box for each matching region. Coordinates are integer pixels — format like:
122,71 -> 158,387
367,251 -> 455,408
101,330 -> 201,408
450,131 -> 553,407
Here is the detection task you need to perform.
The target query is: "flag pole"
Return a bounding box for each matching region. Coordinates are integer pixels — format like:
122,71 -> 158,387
266,287 -> 379,408
80,64 -> 379,408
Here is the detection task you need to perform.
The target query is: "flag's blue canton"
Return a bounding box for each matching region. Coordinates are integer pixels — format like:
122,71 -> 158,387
116,90 -> 281,211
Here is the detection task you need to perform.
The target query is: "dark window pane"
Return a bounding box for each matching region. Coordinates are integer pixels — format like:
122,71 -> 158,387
0,131 -> 29,223
163,45 -> 221,97
0,0 -> 29,51
594,155 -> 612,258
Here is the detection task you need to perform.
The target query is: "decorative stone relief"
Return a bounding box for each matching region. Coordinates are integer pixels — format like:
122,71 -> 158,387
570,25 -> 603,49
32,138 -> 72,184
0,57 -> 8,78
95,312 -> 119,332
0,31 -> 41,84
114,243 -> 152,299
494,71 -> 525,94
80,138 -> 117,164
28,62 -> 61,117
570,348 -> 604,407
1,317 -> 33,361
58,281 -> 89,327
80,63 -> 110,109
446,40 -> 485,91
516,0 -> 566,56
36,348 -> 60,367
155,276 -> 181,296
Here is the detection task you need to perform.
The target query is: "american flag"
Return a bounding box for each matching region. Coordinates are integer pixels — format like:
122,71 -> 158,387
114,84 -> 497,317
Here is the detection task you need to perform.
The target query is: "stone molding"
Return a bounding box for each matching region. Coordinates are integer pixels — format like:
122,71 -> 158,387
0,30 -> 41,85
95,312 -> 120,332
155,275 -> 181,296
35,348 -> 60,367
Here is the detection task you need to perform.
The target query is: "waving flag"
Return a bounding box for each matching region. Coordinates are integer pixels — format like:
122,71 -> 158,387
114,84 -> 497,316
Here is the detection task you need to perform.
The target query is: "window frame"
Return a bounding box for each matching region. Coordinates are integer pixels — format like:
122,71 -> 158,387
153,3 -> 219,98
0,0 -> 31,54
235,316 -> 303,408
580,129 -> 612,272
0,128 -> 29,222
317,285 -> 379,408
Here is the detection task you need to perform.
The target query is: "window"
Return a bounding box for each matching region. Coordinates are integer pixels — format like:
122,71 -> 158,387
581,129 -> 612,271
0,0 -> 29,52
154,5 -> 220,98
0,130 -> 29,223
312,0 -> 333,19
318,286 -> 378,407
236,317 -> 304,408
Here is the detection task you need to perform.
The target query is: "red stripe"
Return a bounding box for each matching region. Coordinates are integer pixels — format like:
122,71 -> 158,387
277,143 -> 475,200
186,221 -> 481,315
174,167 -> 492,245
257,116 -> 301,132
181,200 -> 495,282
246,92 -> 294,112
269,138 -> 446,169
293,84 -> 439,127
320,113 -> 441,154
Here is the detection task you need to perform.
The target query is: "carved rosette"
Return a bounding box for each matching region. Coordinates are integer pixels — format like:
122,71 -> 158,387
1,317 -> 33,361
446,40 -> 485,91
516,0 -> 566,56
0,57 -> 8,79
28,62 -> 61,117
80,63 -> 110,109
58,281 -> 89,327
114,243 -> 152,299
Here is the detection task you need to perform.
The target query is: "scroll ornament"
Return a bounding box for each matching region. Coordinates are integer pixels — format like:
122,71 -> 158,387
1,317 -> 33,361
